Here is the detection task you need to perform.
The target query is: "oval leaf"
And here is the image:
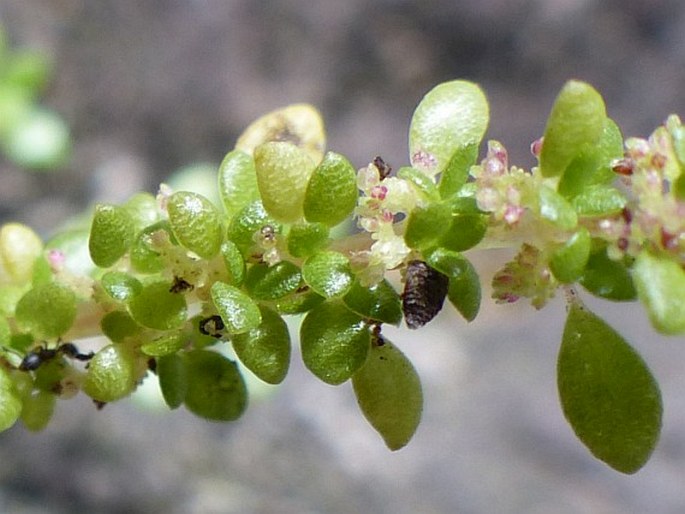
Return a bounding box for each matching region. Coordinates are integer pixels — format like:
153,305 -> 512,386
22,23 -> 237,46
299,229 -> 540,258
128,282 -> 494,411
304,151 -> 358,227
210,281 -> 261,335
15,283 -> 77,339
244,261 -> 302,301
633,251 -> 685,334
88,204 -> 135,268
300,301 -> 370,385
558,302 -> 662,473
409,80 -> 489,175
128,281 -> 187,331
218,150 -> 259,218
352,338 -> 423,450
343,279 -> 403,326
302,251 -> 354,298
167,191 -> 223,259
549,227 -> 591,284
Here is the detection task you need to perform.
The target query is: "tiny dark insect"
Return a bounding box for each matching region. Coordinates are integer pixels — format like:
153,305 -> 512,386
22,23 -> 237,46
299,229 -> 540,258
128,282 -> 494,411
373,156 -> 392,180
169,276 -> 194,294
199,315 -> 225,338
402,260 -> 449,329
19,341 -> 94,372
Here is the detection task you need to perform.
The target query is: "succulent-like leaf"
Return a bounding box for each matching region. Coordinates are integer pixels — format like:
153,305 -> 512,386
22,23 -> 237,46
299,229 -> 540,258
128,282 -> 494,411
304,151 -> 358,227
210,281 -> 262,335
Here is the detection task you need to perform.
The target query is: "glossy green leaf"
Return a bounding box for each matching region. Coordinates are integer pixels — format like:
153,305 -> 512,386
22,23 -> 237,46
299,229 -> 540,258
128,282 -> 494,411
558,302 -> 662,473
100,310 -> 141,343
20,389 -> 55,432
304,151 -> 358,227
438,142 -> 479,198
101,271 -> 142,302
396,167 -> 440,201
540,80 -> 606,177
167,191 -> 223,259
128,281 -> 187,331
82,344 -> 138,402
302,251 -> 354,298
287,222 -> 330,258
438,214 -> 487,252
633,251 -> 685,334
220,240 -> 246,286
275,287 -> 325,315
300,301 -> 370,385
244,261 -> 302,300
0,368 -> 22,432
226,201 -> 280,255
353,338 -> 423,450
343,279 -> 403,326
254,141 -> 316,223
210,281 -> 262,335
183,350 -> 247,421
0,222 -> 43,285
232,306 -> 291,384
538,185 -> 577,230
15,283 -> 76,339
426,248 -> 481,321
404,202 -> 452,250
579,248 -> 636,301
409,80 -> 489,175
122,192 -> 160,233
88,204 -> 135,268
141,333 -> 185,357
571,185 -> 626,217
218,150 -> 260,218
157,353 -> 187,409
129,221 -> 172,274
549,227 -> 592,284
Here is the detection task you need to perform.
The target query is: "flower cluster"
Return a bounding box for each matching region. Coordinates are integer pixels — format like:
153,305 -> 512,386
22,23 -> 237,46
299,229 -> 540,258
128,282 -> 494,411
353,159 -> 419,285
491,243 -> 556,309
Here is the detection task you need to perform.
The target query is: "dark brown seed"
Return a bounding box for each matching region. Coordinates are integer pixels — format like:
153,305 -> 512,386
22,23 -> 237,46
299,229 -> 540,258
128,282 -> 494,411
402,260 -> 449,329
373,156 -> 392,180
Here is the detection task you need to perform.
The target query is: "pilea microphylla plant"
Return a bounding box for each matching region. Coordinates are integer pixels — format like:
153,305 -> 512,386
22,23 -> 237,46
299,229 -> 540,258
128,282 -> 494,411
0,79 -> 684,474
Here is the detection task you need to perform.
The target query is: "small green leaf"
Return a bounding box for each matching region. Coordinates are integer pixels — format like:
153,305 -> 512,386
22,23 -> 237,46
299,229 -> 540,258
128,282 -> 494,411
101,271 -> 142,302
15,283 -> 76,339
0,222 -> 43,285
352,338 -> 423,450
88,204 -> 136,268
275,287 -> 325,315
633,251 -> 685,334
302,251 -> 354,298
100,310 -> 141,343
404,202 -> 452,250
20,389 -> 55,432
128,281 -> 187,331
571,185 -> 626,217
579,247 -> 636,301
286,222 -> 330,258
549,227 -> 592,284
129,221 -> 172,274
167,191 -> 223,259
409,80 -> 489,175
438,142 -> 479,198
438,214 -> 487,252
558,302 -> 662,473
304,151 -> 358,227
540,80 -> 607,178
122,192 -> 160,233
220,240 -> 246,286
82,344 -> 138,403
141,333 -> 185,357
396,167 -> 440,201
232,306 -> 291,384
210,281 -> 262,335
343,279 -> 403,326
426,248 -> 481,321
538,185 -> 577,230
157,353 -> 187,409
183,350 -> 247,421
218,150 -> 260,218
0,368 -> 22,432
254,142 -> 317,223
226,201 -> 280,256
300,301 -> 370,385
244,261 -> 302,301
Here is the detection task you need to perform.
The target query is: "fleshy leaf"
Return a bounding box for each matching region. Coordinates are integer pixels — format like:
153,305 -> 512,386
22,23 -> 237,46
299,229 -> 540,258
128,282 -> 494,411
0,222 -> 43,285
579,247 -> 636,301
396,167 -> 440,201
549,227 -> 592,284
539,80 -> 606,178
404,202 -> 452,250
558,302 -> 662,474
352,337 -> 423,450
128,281 -> 187,331
304,151 -> 358,227
300,301 -> 370,385
426,248 -> 481,321
157,353 -> 187,409
183,349 -> 247,421
409,80 -> 489,175
167,191 -> 223,259
286,222 -> 330,258
82,344 -> 138,403
570,185 -> 626,217
438,213 -> 487,252
254,141 -> 317,223
218,150 -> 259,218
15,283 -> 76,339
633,251 -> 685,334
88,204 -> 135,268
0,368 -> 22,432
101,271 -> 142,302
232,306 -> 291,384
220,240 -> 246,286
210,281 -> 262,335
538,184 -> 577,230
343,279 -> 403,326
244,261 -> 302,301
225,201 -> 280,256
302,251 -> 354,298
438,142 -> 479,199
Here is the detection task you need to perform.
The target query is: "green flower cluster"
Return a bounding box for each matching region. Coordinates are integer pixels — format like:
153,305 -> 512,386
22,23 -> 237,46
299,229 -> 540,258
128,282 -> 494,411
0,78 -> 683,473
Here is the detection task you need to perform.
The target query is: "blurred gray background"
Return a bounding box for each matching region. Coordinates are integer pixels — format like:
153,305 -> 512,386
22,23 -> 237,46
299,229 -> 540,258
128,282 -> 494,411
1,1 -> 685,513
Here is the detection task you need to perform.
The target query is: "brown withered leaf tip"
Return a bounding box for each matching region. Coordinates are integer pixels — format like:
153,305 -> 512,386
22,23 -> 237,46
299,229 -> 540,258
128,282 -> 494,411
402,260 -> 449,329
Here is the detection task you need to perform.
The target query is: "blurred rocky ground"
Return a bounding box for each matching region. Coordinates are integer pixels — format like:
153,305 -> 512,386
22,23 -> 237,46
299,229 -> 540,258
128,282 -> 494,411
1,1 -> 685,513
